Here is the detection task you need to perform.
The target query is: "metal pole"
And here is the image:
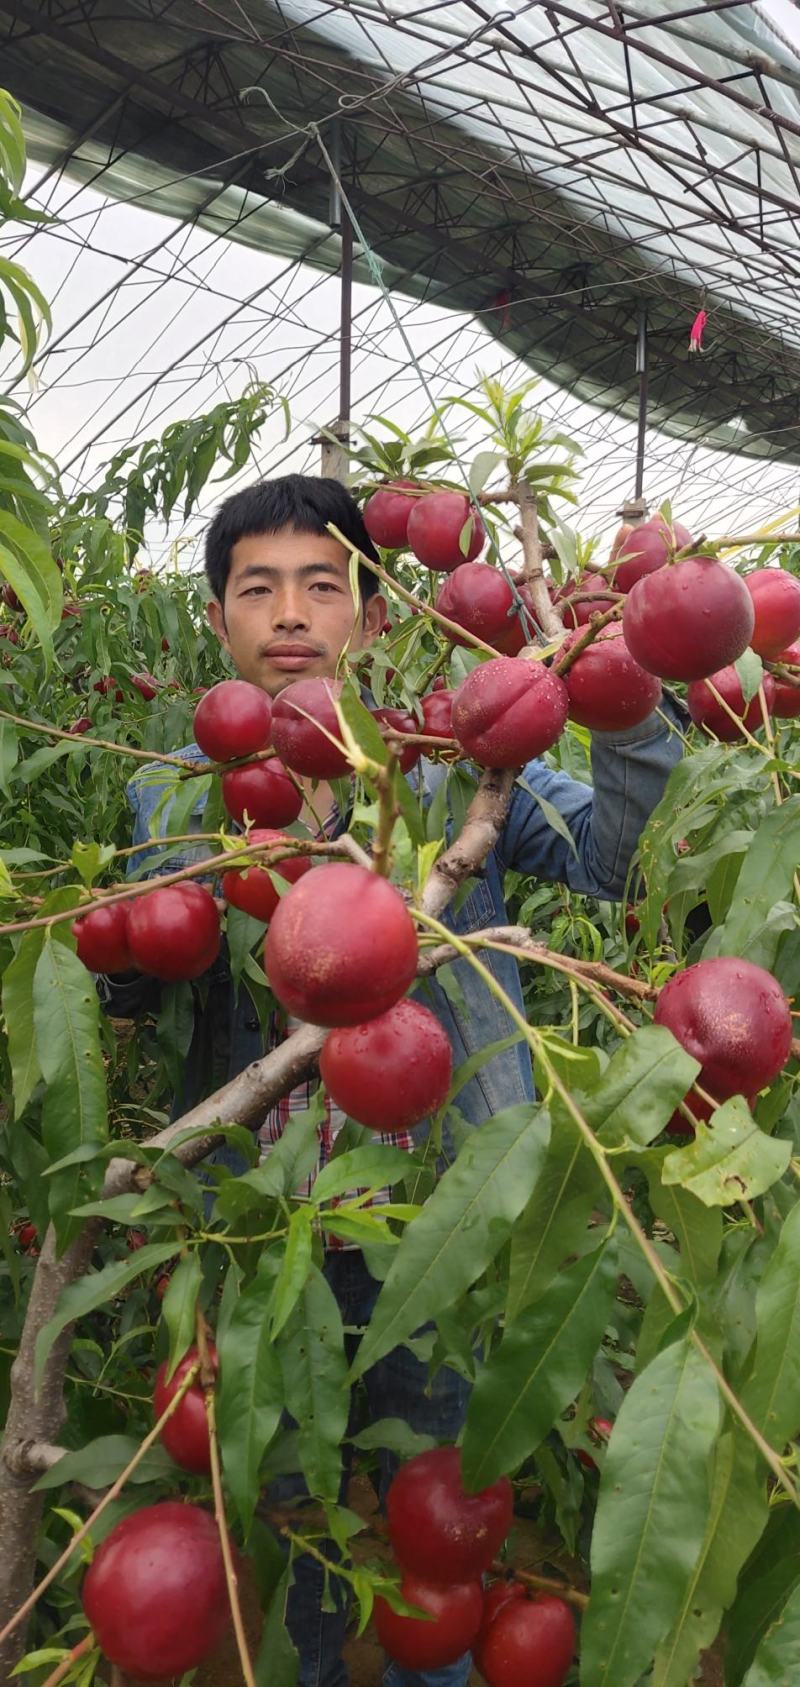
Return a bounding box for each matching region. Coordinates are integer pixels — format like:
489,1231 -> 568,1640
634,303 -> 648,502
320,121 -> 352,484
339,210 -> 353,431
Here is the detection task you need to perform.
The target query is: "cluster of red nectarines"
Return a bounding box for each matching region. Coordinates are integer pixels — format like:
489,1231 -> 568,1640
374,1446 -> 575,1685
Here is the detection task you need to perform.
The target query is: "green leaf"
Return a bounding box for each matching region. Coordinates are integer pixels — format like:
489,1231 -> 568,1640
2,927 -> 45,1116
311,1145 -> 419,1207
279,1264 -> 349,1502
640,1151 -> 723,1288
462,1235 -> 617,1488
214,1102 -> 321,1220
742,1580 -> 800,1685
707,798 -> 800,970
34,1242 -> 179,1391
652,1432 -> 766,1687
0,715 -> 18,793
161,1253 -> 202,1381
351,1103 -> 551,1379
350,1419 -> 437,1459
70,841 -> 116,889
741,1202 -> 800,1450
254,1564 -> 299,1687
270,1208 -> 314,1338
336,681 -> 389,767
585,1024 -> 700,1149
217,1250 -> 284,1536
726,1506 -> 800,1684
517,777 -> 578,859
33,1434 -> 175,1491
581,1336 -> 721,1687
734,648 -> 765,706
507,1091 -> 604,1318
468,450 -> 504,499
33,933 -> 108,1244
156,981 -> 195,1091
662,1097 -> 791,1207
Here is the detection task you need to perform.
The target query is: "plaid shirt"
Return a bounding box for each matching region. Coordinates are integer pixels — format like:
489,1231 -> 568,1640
258,1014 -> 416,1250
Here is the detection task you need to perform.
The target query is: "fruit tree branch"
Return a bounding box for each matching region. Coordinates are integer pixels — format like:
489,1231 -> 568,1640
514,480 -> 564,641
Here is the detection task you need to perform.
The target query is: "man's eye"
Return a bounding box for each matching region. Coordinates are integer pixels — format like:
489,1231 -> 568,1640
311,581 -> 337,593
242,586 -> 269,597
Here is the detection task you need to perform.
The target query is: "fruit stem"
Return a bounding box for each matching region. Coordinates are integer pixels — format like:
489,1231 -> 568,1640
551,603 -> 624,677
325,523 -> 499,659
205,1388 -> 257,1687
372,758 -> 400,878
415,908 -> 800,1513
38,1631 -> 95,1687
491,1561 -> 589,1611
702,680 -> 789,770
0,1362 -> 202,1649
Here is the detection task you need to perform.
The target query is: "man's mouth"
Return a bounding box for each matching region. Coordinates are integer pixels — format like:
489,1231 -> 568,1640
263,645 -> 322,671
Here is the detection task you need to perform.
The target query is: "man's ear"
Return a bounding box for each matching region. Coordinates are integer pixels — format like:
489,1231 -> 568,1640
361,591 -> 388,647
207,597 -> 231,655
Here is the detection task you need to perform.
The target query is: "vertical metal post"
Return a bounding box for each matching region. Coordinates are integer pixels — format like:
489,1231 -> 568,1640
634,302 -> 648,502
319,121 -> 352,484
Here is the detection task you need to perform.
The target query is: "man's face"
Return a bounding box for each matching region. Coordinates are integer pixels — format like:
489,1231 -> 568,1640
207,527 -> 386,697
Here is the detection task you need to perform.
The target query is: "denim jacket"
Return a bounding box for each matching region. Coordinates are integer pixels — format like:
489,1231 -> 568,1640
104,700 -> 684,1172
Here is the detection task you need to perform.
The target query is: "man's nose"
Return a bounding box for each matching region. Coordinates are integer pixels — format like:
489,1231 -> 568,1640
272,587 -> 310,631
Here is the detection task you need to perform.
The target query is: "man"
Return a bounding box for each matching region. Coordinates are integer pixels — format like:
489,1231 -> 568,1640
104,474 -> 684,1687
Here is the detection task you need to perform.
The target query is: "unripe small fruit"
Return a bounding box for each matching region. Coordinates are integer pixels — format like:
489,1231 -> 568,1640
153,1344 -> 218,1473
16,1221 -> 37,1250
0,623 -> 19,644
435,563 -> 516,648
476,1593 -> 576,1687
221,760 -> 303,829
265,862 -> 418,1027
193,679 -> 272,762
654,956 -> 792,1101
81,1501 -> 230,1678
745,569 -> 800,659
126,882 -> 220,981
60,602 -> 82,620
373,706 -> 421,772
772,640 -> 800,718
387,1446 -> 513,1583
420,688 -> 455,741
374,1571 -> 483,1670
320,999 -> 452,1131
271,678 -> 350,778
687,665 -> 775,741
452,656 -> 568,767
612,516 -> 693,594
407,492 -> 485,572
363,479 -> 419,549
73,904 -> 133,973
563,624 -> 661,731
622,557 -> 754,680
221,829 -> 310,922
155,1273 -> 170,1300
68,716 -> 92,735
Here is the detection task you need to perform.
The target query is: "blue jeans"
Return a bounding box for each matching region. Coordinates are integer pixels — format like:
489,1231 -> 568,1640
267,1250 -> 472,1687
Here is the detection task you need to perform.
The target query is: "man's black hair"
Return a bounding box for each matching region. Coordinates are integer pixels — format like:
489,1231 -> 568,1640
204,474 -> 381,606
